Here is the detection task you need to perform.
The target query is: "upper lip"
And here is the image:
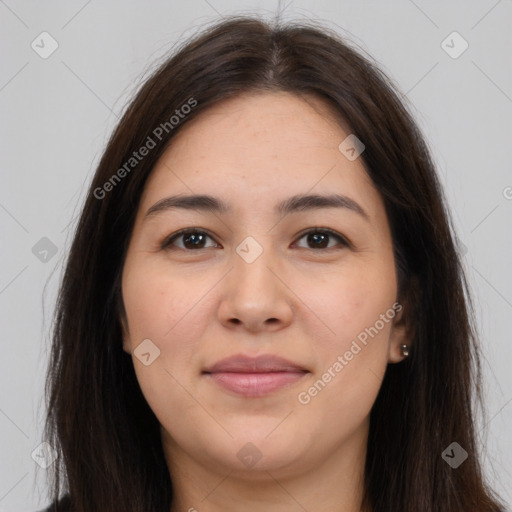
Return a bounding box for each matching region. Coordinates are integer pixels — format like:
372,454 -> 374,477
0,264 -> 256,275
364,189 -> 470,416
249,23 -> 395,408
203,354 -> 307,373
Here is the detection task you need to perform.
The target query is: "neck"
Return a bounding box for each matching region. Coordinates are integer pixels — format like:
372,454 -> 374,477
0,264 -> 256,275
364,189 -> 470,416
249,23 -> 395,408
164,422 -> 368,512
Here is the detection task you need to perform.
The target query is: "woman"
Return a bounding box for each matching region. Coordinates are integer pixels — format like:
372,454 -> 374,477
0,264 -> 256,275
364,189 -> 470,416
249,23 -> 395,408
41,14 -> 506,512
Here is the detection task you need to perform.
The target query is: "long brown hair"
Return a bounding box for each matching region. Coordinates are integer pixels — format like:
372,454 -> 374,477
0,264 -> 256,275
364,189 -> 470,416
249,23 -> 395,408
43,15 -> 506,512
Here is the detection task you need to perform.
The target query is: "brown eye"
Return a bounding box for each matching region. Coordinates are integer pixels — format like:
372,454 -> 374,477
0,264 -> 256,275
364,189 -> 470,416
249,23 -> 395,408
161,227 -> 349,252
294,228 -> 349,250
161,230 -> 219,251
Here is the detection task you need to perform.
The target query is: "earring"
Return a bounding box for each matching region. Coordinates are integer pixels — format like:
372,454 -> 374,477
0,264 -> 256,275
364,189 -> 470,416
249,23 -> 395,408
400,344 -> 409,357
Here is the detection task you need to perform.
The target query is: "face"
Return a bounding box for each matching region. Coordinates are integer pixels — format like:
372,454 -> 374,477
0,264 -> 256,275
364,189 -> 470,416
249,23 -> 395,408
121,91 -> 408,480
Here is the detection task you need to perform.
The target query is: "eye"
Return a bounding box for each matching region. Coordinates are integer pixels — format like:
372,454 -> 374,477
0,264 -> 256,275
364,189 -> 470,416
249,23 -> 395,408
161,227 -> 350,252
293,228 -> 349,250
161,229 -> 219,251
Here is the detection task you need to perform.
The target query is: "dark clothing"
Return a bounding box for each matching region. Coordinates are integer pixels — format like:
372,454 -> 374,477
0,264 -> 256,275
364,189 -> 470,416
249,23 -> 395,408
37,494 -> 71,512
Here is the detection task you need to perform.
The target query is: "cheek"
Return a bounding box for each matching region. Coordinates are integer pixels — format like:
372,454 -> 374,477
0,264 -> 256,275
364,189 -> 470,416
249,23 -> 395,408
305,259 -> 397,347
121,265 -> 213,425
295,261 -> 396,412
122,261 -> 205,346
122,263 -> 208,421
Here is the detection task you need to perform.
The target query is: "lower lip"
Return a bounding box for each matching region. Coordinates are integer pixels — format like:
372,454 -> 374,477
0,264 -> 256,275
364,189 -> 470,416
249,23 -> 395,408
205,371 -> 307,397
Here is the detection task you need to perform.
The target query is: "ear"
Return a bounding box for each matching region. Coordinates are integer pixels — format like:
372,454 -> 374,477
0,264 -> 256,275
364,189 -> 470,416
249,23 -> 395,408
388,276 -> 419,364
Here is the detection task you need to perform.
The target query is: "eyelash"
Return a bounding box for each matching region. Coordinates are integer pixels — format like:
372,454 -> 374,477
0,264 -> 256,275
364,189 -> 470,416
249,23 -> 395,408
160,227 -> 350,252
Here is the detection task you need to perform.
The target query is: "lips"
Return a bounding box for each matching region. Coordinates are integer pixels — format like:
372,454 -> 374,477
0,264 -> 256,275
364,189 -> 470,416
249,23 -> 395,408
202,354 -> 308,397
202,354 -> 307,373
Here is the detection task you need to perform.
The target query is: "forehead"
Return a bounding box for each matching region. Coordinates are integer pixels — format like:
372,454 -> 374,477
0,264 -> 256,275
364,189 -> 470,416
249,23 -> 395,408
139,91 -> 380,219
166,91 -> 353,161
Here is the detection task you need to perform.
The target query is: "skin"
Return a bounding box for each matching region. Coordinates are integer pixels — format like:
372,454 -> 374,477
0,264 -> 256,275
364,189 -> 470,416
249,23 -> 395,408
121,91 -> 410,512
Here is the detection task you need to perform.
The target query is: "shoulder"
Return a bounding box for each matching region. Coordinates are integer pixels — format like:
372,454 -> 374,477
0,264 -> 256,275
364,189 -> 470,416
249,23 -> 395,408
36,493 -> 72,512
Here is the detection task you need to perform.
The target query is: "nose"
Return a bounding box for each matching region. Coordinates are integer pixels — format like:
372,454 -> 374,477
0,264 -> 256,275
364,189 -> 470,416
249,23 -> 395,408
216,242 -> 294,333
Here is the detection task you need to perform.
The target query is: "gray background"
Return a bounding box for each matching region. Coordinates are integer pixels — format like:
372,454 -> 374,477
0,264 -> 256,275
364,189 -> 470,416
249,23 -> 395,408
0,1 -> 511,510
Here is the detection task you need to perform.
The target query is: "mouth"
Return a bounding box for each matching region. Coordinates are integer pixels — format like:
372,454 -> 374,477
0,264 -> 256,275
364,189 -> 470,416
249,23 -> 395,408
202,354 -> 309,397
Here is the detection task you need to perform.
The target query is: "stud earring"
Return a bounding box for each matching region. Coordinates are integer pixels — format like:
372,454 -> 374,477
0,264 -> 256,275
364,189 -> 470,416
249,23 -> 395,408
400,344 -> 409,357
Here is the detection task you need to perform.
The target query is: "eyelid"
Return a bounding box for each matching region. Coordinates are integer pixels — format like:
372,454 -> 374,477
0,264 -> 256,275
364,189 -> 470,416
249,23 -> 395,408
161,226 -> 351,251
293,227 -> 351,250
160,227 -> 219,250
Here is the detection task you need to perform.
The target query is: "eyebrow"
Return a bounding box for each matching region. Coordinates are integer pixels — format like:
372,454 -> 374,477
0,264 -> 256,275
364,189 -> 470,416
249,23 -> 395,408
144,193 -> 369,221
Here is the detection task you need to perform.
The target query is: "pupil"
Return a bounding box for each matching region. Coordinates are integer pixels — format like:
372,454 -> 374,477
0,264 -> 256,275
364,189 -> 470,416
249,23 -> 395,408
185,233 -> 204,248
182,232 -> 329,250
309,233 -> 327,249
